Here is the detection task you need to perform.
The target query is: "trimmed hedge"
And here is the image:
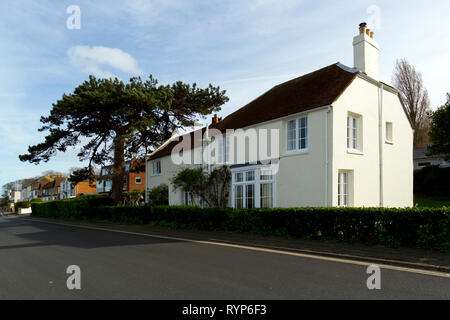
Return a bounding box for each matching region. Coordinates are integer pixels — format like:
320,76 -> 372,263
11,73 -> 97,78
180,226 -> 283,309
30,201 -> 450,250
15,200 -> 31,211
31,196 -> 114,220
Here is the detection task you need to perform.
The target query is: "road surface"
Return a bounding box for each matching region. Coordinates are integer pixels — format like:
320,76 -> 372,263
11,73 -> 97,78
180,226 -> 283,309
0,215 -> 449,299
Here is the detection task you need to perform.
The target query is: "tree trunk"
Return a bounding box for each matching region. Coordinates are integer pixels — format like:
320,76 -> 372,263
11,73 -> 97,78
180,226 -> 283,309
111,136 -> 125,204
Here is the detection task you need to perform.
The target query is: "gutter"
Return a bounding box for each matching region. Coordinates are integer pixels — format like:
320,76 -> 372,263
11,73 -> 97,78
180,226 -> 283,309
379,84 -> 384,207
324,106 -> 331,207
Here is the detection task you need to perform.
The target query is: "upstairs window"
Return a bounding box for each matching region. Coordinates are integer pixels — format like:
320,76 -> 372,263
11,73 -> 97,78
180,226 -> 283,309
217,134 -> 230,164
135,177 -> 142,184
347,114 -> 361,151
152,160 -> 161,175
286,116 -> 308,152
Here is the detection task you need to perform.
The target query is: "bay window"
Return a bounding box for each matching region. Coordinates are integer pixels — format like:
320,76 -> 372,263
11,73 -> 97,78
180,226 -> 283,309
232,167 -> 275,208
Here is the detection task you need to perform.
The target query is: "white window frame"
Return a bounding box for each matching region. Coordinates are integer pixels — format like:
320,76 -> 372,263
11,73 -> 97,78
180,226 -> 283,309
338,170 -> 352,207
135,177 -> 142,184
286,115 -> 308,154
217,134 -> 230,164
347,114 -> 361,151
152,160 -> 161,176
231,166 -> 276,209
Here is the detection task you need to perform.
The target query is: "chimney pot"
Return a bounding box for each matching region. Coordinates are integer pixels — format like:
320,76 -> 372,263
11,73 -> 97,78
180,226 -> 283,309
366,28 -> 370,36
359,22 -> 367,34
370,31 -> 374,39
212,114 -> 219,125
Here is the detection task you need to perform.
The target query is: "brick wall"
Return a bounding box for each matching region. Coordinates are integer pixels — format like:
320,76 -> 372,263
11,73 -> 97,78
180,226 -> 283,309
75,181 -> 97,196
127,172 -> 145,192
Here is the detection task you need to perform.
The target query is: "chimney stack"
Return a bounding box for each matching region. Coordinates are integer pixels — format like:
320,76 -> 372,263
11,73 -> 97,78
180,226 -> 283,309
353,22 -> 379,80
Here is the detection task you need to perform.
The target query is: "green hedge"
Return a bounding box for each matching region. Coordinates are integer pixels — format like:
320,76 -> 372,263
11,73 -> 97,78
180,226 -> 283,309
31,196 -> 114,220
149,206 -> 450,250
30,200 -> 450,250
15,200 -> 31,211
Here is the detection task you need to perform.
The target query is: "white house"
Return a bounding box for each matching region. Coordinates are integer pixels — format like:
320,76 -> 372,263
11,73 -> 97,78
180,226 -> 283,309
145,23 -> 414,208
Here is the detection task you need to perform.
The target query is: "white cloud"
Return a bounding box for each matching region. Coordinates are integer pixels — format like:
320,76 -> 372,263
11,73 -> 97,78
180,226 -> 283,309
67,45 -> 143,78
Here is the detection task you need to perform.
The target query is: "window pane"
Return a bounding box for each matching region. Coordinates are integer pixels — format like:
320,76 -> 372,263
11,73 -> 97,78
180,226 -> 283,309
300,117 -> 306,128
260,183 -> 273,208
298,117 -> 308,150
246,184 -> 255,208
287,120 -> 296,151
347,117 -> 350,148
235,172 -> 243,182
338,172 -> 349,207
300,138 -> 306,150
260,169 -> 272,181
225,136 -> 230,163
352,118 -> 357,149
246,171 -> 255,181
235,185 -> 243,209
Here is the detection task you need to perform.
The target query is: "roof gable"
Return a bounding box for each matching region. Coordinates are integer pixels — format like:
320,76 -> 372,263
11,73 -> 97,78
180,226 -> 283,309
211,63 -> 357,130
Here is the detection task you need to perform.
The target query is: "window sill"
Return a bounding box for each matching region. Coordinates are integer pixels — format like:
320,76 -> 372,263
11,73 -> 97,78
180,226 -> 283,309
151,173 -> 161,177
346,149 -> 364,156
285,149 -> 309,156
385,140 -> 394,145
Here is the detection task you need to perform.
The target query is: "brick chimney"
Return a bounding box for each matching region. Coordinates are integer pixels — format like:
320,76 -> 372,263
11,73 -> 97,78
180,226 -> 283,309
353,22 -> 379,80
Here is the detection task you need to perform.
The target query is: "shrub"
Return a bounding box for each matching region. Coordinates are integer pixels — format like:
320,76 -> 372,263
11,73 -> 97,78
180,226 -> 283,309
147,184 -> 169,206
31,196 -> 114,220
15,200 -> 31,211
121,190 -> 145,206
31,198 -> 43,203
96,205 -> 150,224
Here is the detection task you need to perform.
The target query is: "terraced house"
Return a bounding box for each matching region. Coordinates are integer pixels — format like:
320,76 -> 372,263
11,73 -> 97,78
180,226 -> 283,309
146,24 -> 414,208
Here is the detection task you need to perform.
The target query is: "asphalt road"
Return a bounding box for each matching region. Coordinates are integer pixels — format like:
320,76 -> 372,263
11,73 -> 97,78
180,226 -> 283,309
0,215 -> 449,299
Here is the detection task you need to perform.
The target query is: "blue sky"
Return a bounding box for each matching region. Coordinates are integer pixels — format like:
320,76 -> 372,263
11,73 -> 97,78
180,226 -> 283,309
1,0 -> 449,188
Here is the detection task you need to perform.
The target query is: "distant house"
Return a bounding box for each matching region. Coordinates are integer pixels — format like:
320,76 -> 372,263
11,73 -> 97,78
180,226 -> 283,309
96,160 -> 145,194
8,180 -> 23,203
413,147 -> 450,170
30,176 -> 53,199
41,178 -> 66,201
60,179 -> 97,199
21,179 -> 35,201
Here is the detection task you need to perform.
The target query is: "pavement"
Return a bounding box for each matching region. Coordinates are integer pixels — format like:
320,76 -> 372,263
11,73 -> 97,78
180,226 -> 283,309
0,214 -> 449,299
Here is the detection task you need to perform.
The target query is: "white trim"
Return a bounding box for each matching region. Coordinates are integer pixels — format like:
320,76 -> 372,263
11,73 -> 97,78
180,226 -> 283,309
378,84 -> 384,207
151,160 -> 162,176
324,106 -> 331,207
285,115 -> 309,154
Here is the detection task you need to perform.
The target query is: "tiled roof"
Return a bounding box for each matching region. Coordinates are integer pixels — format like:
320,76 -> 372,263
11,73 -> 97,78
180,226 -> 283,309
149,62 -> 358,160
